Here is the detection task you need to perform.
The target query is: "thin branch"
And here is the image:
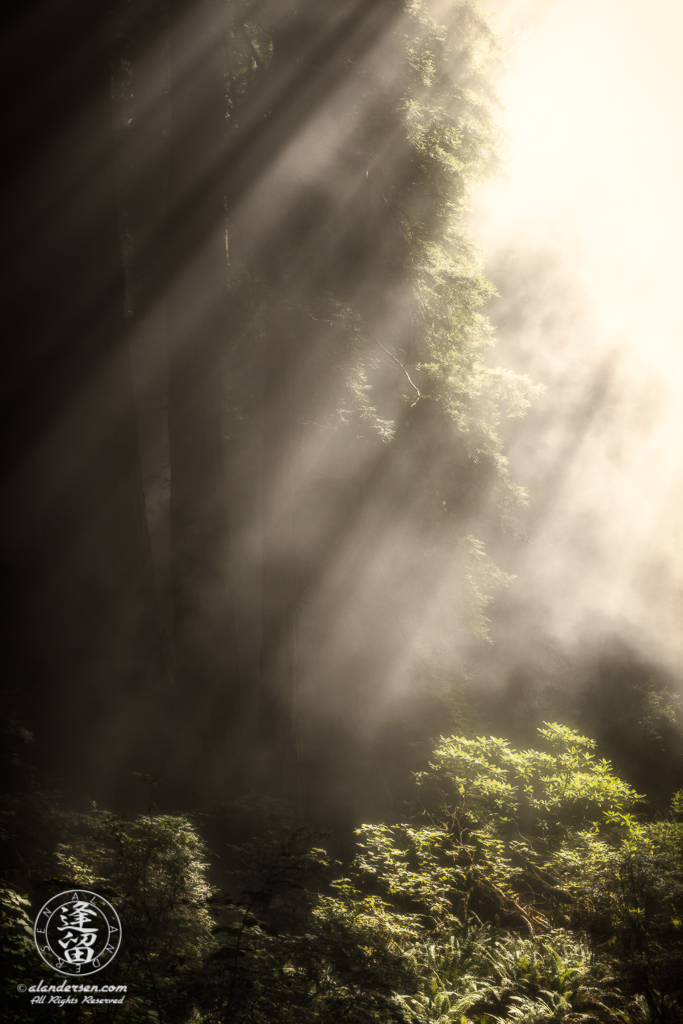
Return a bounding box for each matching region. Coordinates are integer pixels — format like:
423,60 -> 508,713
368,332 -> 421,406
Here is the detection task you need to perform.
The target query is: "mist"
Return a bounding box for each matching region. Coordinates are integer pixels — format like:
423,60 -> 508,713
3,0 -> 683,831
467,0 -> 683,694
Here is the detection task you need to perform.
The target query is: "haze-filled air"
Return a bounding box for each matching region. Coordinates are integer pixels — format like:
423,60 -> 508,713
3,1 -> 683,1021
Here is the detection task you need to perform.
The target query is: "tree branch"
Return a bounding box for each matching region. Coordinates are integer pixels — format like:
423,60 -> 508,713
368,332 -> 421,406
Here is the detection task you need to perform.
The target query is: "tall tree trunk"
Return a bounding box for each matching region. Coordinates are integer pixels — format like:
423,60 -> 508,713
166,0 -> 240,794
235,1 -> 400,811
259,313 -> 305,814
114,0 -> 175,672
1,0 -> 165,801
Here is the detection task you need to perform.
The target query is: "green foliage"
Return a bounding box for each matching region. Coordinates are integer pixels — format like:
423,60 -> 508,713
6,726 -> 683,1022
51,810 -> 216,1022
182,726 -> 660,1023
639,679 -> 682,744
194,825 -> 417,1022
0,886 -> 36,1004
578,789 -> 683,1023
406,724 -> 644,932
221,0 -> 540,646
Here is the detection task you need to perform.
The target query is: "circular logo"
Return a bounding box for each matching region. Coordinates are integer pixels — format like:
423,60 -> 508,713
33,890 -> 122,976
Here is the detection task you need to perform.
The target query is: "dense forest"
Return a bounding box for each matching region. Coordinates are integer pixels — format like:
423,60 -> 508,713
2,0 -> 683,1020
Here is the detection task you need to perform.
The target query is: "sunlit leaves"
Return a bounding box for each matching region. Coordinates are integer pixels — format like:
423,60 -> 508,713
29,727 -> 681,1021
53,810 -> 215,1021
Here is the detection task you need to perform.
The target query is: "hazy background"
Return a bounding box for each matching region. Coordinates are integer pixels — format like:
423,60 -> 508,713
4,0 -> 683,821
470,0 -> 683,687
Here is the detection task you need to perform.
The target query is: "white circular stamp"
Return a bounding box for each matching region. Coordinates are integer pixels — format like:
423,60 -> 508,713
33,890 -> 122,976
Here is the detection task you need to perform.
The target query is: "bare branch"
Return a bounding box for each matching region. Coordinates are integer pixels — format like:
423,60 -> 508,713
368,332 -> 421,406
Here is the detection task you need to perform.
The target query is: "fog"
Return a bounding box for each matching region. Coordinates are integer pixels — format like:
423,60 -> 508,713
4,0 -> 683,823
469,0 -> 683,684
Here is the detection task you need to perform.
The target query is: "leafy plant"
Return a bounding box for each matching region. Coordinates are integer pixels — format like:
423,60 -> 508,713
0,886 -> 36,1014
5,725 -> 682,1022
51,809 -> 215,1022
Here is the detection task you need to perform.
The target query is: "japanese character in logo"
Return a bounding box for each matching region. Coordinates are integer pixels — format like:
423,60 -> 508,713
33,890 -> 122,976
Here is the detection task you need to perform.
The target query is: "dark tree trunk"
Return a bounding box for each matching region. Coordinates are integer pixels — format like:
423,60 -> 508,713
113,0 -> 175,671
228,0 -> 401,811
166,0 -> 241,794
1,0 -> 166,801
258,311 -> 305,814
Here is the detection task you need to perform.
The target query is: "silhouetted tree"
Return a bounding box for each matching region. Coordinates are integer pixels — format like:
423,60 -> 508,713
165,0 -> 242,792
1,0 -> 164,799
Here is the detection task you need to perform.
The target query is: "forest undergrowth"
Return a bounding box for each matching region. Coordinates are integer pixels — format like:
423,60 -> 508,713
3,718 -> 683,1024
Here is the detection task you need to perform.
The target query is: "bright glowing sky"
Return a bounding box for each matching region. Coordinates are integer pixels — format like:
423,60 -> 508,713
468,0 -> 683,666
476,0 -> 683,380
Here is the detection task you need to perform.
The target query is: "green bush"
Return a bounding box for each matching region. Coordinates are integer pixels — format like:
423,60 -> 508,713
51,810 -> 215,1022
6,726 -> 683,1022
194,725 -> 652,1022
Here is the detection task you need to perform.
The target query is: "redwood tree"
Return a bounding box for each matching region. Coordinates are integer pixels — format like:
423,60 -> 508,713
1,0 -> 165,800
